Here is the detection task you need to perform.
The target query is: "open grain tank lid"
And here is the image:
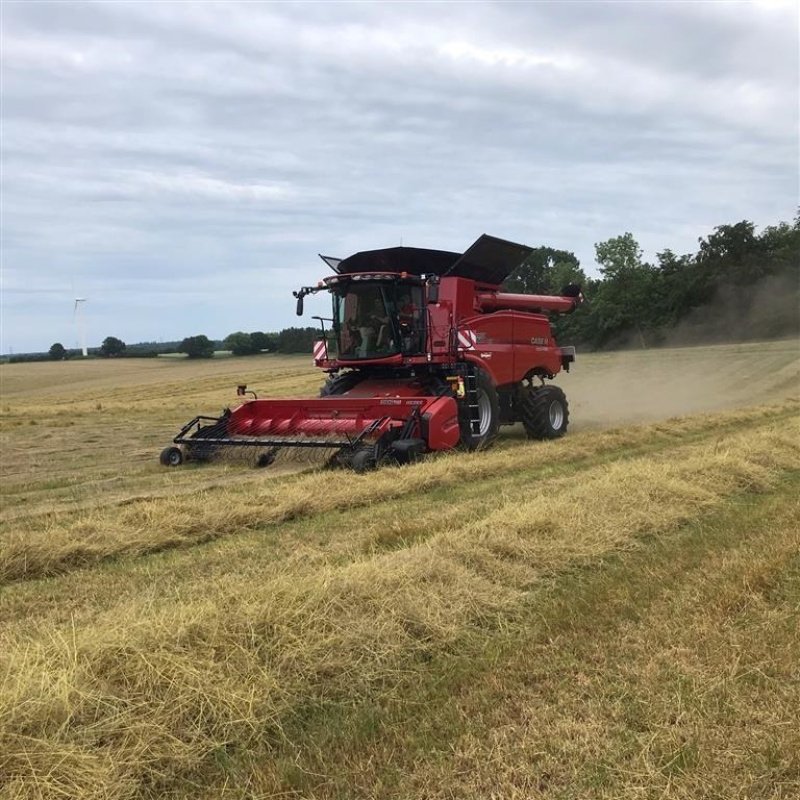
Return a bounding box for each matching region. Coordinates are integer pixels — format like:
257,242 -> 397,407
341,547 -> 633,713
320,234 -> 532,286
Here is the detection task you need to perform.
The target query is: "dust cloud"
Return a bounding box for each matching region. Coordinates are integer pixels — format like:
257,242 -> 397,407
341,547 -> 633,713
557,267 -> 799,431
659,272 -> 799,348
555,340 -> 799,431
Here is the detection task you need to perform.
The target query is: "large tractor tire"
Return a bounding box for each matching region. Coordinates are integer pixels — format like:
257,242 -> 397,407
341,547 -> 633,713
459,368 -> 500,451
320,371 -> 363,397
517,383 -> 569,440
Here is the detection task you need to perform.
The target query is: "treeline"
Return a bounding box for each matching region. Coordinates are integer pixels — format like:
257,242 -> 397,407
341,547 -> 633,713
220,328 -> 319,356
7,215 -> 797,364
176,328 -> 319,358
504,215 -> 799,349
4,328 -> 323,363
6,339 -> 191,363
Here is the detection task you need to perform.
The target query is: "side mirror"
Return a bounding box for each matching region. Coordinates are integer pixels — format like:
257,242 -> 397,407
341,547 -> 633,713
296,295 -> 304,316
427,280 -> 439,304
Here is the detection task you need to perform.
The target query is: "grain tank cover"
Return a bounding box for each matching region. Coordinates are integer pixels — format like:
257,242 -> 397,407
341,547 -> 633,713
444,234 -> 533,286
328,234 -> 532,285
333,247 -> 460,276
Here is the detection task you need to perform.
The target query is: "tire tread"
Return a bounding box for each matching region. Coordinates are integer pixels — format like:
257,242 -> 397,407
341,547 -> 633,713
518,384 -> 569,439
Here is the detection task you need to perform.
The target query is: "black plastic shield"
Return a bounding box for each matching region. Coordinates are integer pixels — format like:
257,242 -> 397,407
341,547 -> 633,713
444,234 -> 533,285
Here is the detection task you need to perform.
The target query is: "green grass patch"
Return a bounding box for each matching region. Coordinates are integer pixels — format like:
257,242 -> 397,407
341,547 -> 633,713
261,472 -> 800,799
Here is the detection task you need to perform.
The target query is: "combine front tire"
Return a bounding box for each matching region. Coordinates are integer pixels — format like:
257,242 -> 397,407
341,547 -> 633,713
159,446 -> 184,467
320,371 -> 363,397
518,384 -> 569,440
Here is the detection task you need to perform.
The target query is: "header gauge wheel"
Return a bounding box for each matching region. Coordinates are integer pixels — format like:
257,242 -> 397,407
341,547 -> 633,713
159,446 -> 184,467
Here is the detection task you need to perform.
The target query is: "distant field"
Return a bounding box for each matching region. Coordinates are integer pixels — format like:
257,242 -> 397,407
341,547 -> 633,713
1,340 -> 798,799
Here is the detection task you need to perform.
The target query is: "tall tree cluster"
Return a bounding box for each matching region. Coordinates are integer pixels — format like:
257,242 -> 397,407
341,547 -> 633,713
504,214 -> 799,350
13,214 -> 795,365
221,328 -> 318,355
222,331 -> 276,356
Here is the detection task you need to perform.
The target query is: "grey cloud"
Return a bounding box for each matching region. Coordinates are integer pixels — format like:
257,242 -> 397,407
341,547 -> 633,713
1,0 -> 797,353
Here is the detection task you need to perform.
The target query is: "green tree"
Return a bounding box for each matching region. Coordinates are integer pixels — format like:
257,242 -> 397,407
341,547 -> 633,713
593,233 -> 658,348
277,327 -> 319,353
514,214 -> 798,351
178,335 -> 214,359
696,221 -> 767,286
756,217 -> 800,277
223,331 -> 254,356
99,336 -> 126,358
503,247 -> 581,295
249,331 -> 274,352
547,260 -> 587,296
48,342 -> 66,360
655,248 -> 704,327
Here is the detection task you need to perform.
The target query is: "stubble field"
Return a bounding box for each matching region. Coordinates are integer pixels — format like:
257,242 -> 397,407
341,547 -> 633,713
1,340 -> 799,799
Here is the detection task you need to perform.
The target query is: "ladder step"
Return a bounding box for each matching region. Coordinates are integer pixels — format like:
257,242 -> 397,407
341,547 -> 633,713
466,364 -> 480,433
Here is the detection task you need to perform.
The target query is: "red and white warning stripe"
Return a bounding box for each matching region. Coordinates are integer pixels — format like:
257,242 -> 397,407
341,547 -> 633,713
312,339 -> 328,363
457,329 -> 477,350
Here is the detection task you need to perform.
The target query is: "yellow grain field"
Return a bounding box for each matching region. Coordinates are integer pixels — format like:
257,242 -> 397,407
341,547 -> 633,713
1,340 -> 798,799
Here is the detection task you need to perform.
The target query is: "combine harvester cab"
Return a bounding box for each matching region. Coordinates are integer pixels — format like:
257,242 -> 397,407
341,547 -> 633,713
160,234 -> 582,471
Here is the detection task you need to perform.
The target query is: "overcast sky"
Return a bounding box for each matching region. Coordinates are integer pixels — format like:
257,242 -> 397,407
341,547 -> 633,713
1,0 -> 797,354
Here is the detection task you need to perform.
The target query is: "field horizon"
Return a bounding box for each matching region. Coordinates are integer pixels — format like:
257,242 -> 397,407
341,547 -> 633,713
1,339 -> 798,798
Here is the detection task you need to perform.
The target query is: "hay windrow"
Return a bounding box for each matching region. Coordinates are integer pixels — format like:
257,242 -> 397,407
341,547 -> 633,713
1,412 -> 798,798
2,398 -> 798,584
2,346 -> 799,797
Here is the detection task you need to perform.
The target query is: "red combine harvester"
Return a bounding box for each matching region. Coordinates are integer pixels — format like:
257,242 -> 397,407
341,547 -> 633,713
160,235 -> 582,471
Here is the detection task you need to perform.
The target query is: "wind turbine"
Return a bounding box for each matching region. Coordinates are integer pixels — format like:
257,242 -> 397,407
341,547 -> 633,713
73,297 -> 88,357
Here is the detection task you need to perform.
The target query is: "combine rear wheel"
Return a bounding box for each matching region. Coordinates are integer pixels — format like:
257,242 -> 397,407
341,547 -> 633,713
517,383 -> 569,439
459,368 -> 500,451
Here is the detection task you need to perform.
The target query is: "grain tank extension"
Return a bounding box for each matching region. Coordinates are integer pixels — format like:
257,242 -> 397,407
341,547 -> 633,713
160,234 -> 583,471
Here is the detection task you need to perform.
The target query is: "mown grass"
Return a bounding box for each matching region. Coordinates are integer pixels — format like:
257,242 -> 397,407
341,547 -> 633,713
0,355 -> 322,523
261,476 -> 800,800
1,343 -> 798,798
1,410 -> 798,798
1,398 -> 797,584
2,340 -> 797,524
